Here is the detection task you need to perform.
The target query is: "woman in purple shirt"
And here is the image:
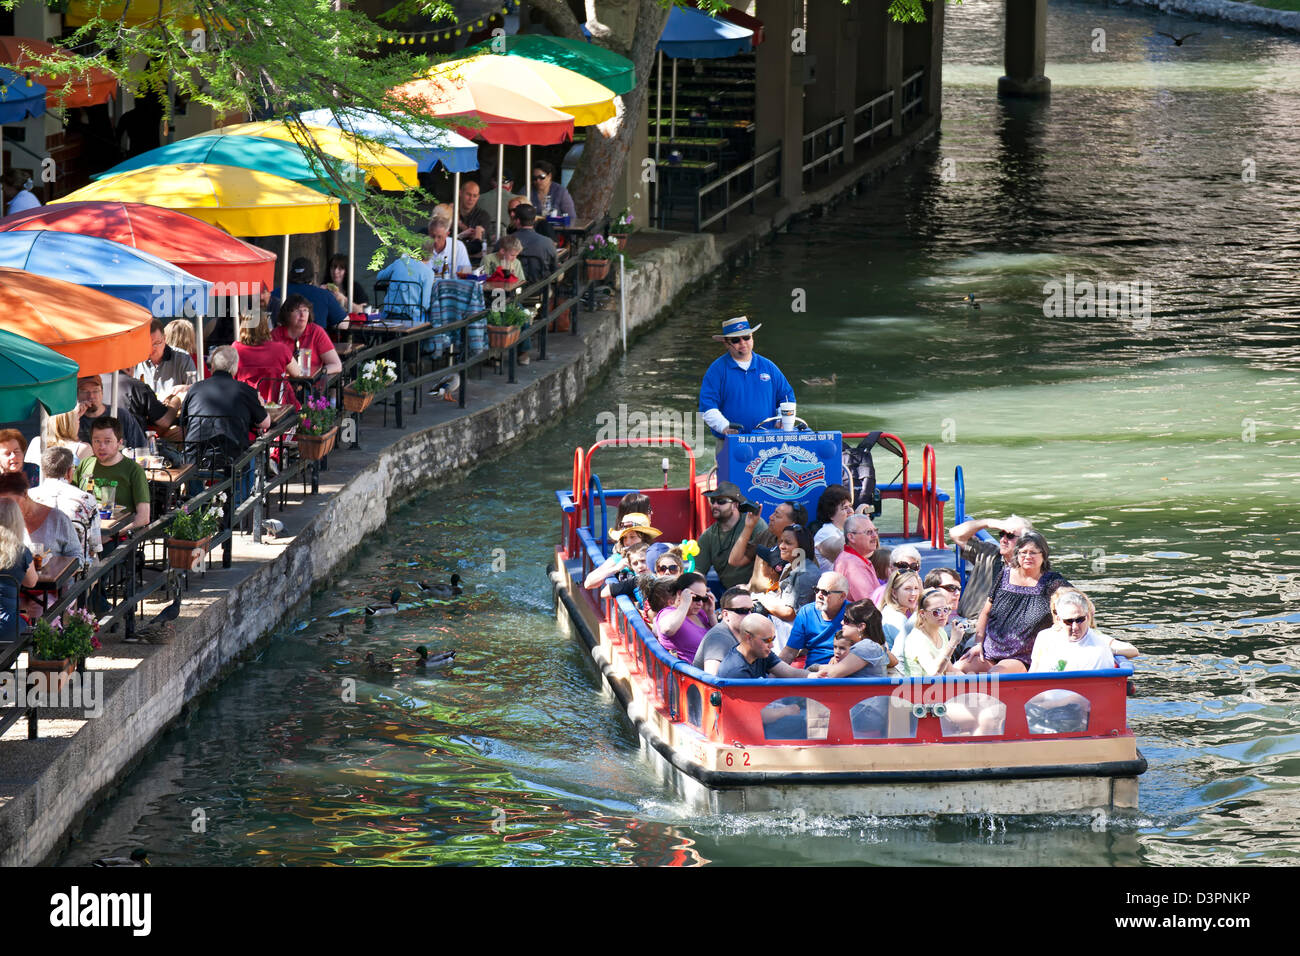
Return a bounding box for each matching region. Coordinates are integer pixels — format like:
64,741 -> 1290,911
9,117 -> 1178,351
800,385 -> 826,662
654,572 -> 717,662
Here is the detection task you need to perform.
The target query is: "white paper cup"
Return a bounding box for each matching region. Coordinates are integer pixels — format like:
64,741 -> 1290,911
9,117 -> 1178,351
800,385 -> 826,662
779,401 -> 797,431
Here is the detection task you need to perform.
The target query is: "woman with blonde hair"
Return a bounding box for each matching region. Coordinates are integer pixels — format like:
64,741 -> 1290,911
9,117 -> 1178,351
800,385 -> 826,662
25,408 -> 92,466
164,319 -> 198,367
902,588 -> 962,677
878,569 -> 923,654
0,497 -> 37,639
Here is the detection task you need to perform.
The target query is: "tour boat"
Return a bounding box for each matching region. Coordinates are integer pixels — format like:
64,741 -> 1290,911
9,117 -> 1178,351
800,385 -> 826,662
551,429 -> 1146,815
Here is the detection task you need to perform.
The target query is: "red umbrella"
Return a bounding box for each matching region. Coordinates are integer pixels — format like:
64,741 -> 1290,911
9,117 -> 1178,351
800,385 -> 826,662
0,36 -> 118,108
0,200 -> 275,288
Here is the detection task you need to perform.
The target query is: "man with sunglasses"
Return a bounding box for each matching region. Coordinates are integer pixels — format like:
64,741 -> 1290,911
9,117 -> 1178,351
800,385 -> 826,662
780,572 -> 850,667
693,586 -> 757,675
1028,590 -> 1115,673
949,514 -> 1034,618
698,316 -> 795,440
697,481 -> 774,589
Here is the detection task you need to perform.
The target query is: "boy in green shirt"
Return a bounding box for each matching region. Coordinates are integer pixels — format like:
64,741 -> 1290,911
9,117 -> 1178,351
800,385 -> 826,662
76,416 -> 151,530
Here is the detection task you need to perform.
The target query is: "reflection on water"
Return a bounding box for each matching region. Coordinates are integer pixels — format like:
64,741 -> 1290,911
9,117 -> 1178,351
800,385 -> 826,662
60,1 -> 1300,865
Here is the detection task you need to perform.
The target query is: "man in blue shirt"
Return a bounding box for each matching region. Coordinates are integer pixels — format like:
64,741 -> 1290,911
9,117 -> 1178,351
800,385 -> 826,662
781,571 -> 850,667
374,252 -> 436,324
698,315 -> 795,439
269,257 -> 347,330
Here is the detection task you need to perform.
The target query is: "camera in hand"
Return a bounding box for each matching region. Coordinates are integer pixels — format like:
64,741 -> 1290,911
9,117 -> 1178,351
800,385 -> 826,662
738,501 -> 759,515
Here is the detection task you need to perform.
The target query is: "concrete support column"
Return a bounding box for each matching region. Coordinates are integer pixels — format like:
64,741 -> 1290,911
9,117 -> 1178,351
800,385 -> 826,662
755,0 -> 804,200
884,16 -> 904,136
999,0 -> 1051,98
927,0 -> 945,119
805,0 -> 838,132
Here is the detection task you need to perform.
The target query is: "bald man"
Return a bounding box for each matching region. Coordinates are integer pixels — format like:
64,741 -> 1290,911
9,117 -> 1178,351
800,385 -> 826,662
780,571 -> 850,667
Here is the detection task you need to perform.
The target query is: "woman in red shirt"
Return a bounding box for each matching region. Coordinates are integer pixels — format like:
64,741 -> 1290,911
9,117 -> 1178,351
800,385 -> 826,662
234,311 -> 304,408
270,295 -> 343,378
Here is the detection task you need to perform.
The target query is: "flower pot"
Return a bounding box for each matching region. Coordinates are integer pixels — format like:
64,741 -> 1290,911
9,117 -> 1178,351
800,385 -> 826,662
297,427 -> 337,462
549,307 -> 572,333
166,534 -> 212,570
27,657 -> 75,697
486,324 -> 522,349
610,234 -> 629,250
583,259 -> 610,281
343,387 -> 375,413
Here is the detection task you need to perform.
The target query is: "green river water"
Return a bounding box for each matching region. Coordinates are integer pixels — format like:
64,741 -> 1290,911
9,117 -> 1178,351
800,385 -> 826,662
60,0 -> 1300,866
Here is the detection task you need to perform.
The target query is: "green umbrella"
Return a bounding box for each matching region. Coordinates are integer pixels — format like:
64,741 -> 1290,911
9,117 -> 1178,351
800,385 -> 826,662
458,34 -> 636,97
0,328 -> 79,423
90,134 -> 364,195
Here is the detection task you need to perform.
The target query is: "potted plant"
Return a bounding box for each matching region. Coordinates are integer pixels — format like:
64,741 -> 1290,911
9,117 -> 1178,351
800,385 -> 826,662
29,607 -> 101,693
344,358 -> 397,413
165,492 -> 225,569
581,234 -> 621,281
297,394 -> 339,461
610,208 -> 636,249
487,303 -> 532,349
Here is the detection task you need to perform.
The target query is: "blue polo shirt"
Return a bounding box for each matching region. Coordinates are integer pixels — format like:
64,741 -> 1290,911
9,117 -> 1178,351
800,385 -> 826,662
698,351 -> 796,437
269,282 -> 347,329
786,601 -> 847,667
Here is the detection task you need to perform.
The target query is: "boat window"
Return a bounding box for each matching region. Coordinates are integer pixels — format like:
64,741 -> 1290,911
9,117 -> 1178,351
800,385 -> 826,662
761,697 -> 830,741
939,693 -> 1006,737
850,696 -> 919,739
1025,690 -> 1092,735
687,685 -> 703,728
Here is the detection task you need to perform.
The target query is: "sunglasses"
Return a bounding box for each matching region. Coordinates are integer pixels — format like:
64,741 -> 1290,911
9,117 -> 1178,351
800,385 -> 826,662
727,335 -> 752,342
532,173 -> 548,180
658,563 -> 680,573
710,498 -> 737,505
727,605 -> 755,615
1000,531 -> 1020,540
928,607 -> 952,618
937,583 -> 960,593
1062,616 -> 1088,626
814,588 -> 845,597
690,594 -> 707,604
893,562 -> 920,571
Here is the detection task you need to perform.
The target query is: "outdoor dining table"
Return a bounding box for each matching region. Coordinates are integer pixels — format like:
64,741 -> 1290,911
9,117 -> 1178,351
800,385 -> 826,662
100,505 -> 134,540
144,461 -> 196,515
547,216 -> 596,251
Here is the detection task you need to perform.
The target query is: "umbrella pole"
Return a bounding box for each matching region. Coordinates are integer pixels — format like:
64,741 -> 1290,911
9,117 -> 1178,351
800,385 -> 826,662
110,372 -> 119,419
281,235 -> 290,306
348,203 -> 356,312
495,143 -> 504,241
671,59 -> 678,141
525,145 -> 531,205
655,50 -> 663,227
196,309 -> 205,380
452,171 -> 461,276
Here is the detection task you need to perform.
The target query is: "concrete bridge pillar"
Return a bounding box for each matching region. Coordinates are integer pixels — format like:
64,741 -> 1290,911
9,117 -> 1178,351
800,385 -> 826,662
755,0 -> 806,199
999,0 -> 1051,98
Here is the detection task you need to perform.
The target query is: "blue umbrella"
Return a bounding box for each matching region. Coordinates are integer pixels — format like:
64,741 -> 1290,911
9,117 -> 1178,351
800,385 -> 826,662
0,230 -> 213,317
300,108 -> 479,173
0,66 -> 46,124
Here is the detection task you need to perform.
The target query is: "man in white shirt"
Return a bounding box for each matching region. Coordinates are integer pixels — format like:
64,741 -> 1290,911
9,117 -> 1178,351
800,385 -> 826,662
424,215 -> 470,279
1029,591 -> 1116,672
30,446 -> 102,567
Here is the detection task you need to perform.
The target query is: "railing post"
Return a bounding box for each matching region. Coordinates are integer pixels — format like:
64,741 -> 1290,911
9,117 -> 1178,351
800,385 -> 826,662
222,474 -> 233,568
252,452 -> 264,544
458,320 -> 468,409
394,339 -> 404,429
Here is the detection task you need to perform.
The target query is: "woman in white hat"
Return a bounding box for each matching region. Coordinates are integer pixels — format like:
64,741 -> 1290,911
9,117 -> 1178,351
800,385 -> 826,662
582,513 -> 662,590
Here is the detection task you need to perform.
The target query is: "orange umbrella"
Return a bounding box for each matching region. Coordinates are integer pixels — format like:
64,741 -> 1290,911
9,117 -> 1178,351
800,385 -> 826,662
0,266 -> 152,375
0,36 -> 118,109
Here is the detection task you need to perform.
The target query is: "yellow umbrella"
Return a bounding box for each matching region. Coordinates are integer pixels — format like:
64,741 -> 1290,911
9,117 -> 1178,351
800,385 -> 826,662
193,121 -> 420,192
432,54 -> 617,126
53,163 -> 340,237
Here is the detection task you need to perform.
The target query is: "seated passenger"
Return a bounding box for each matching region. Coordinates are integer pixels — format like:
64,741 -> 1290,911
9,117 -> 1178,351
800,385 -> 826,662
655,571 -> 716,662
814,601 -> 897,678
583,514 -> 660,590
716,613 -> 813,680
871,544 -> 921,604
652,546 -> 684,580
878,570 -> 922,654
902,588 -> 962,677
835,513 -> 881,602
1049,587 -> 1138,660
30,447 -> 101,567
0,472 -> 80,562
780,571 -> 850,668
1029,590 -> 1119,672
732,500 -> 805,582
615,492 -> 653,529
924,566 -> 977,657
696,482 -> 773,589
814,524 -> 844,574
755,523 -> 821,623
599,542 -> 650,601
165,318 -> 199,370
234,310 -> 305,408
271,296 -> 343,376
812,485 -> 852,572
693,586 -> 753,674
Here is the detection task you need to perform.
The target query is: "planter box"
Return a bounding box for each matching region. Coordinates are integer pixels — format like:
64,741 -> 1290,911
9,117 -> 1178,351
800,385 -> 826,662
583,259 -> 610,281
486,324 -> 522,349
165,534 -> 212,570
297,427 -> 337,462
27,657 -> 75,698
342,387 -> 375,414
610,234 -> 629,250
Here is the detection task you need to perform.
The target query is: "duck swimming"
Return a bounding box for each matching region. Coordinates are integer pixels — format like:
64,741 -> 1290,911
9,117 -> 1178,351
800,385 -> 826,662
418,574 -> 462,600
318,620 -> 348,645
801,373 -> 837,387
364,652 -> 401,674
413,646 -> 456,670
365,589 -> 403,616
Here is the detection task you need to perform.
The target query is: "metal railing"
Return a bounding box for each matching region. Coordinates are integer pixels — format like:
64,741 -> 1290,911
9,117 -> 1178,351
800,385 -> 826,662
854,90 -> 895,147
801,116 -> 846,184
694,144 -> 782,231
901,68 -> 925,123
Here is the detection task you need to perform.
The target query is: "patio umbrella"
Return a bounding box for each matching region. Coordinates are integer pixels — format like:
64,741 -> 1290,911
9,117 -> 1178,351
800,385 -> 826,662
93,134 -> 364,195
0,37 -> 118,109
192,120 -> 419,290
299,108 -> 479,174
394,70 -> 574,244
0,67 -> 46,183
1,266 -> 153,417
0,328 -> 78,423
0,230 -> 212,316
54,164 -> 340,307
63,1 -> 204,29
458,34 -> 636,97
654,8 -> 753,220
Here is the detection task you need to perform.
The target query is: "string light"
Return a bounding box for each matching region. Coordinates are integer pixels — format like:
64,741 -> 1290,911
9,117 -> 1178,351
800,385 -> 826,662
377,2 -> 517,48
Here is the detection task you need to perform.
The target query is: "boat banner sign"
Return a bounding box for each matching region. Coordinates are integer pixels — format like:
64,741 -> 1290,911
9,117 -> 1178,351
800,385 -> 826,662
720,431 -> 842,520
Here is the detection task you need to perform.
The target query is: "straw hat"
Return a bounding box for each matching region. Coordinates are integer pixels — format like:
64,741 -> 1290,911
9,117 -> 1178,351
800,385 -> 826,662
711,315 -> 762,342
611,513 -> 662,543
